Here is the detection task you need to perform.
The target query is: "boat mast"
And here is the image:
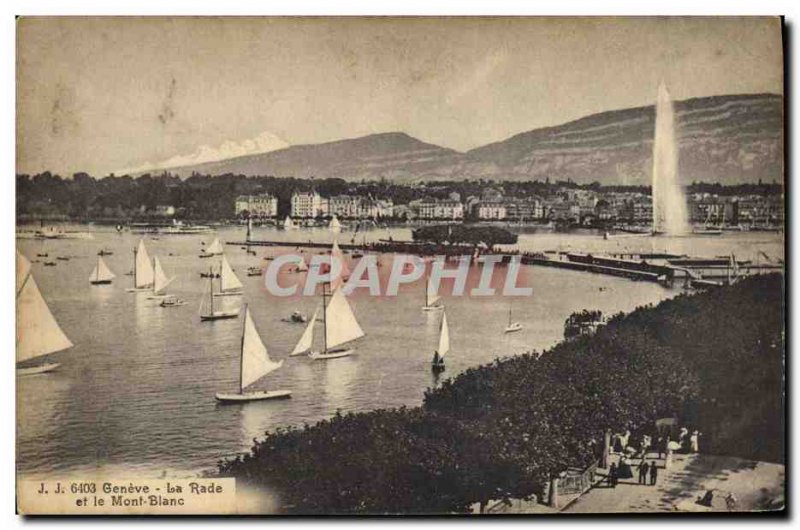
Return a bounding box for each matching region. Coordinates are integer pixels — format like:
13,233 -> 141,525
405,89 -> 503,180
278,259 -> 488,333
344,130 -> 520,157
424,271 -> 429,307
322,282 -> 328,354
209,267 -> 215,316
132,245 -> 138,286
239,303 -> 248,394
508,303 -> 512,326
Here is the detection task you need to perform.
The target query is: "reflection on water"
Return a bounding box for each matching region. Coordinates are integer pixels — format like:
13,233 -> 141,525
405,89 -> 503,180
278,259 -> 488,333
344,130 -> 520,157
16,226 -> 783,477
322,356 -> 360,413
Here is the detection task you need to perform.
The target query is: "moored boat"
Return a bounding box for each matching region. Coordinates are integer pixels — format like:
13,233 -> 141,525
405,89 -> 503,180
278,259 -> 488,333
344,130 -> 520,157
307,284 -> 364,360
215,305 -> 291,402
504,303 -> 522,333
89,256 -> 116,285
126,239 -> 155,292
146,256 -> 175,299
17,251 -> 73,375
421,271 -> 443,312
199,238 -> 224,258
199,267 -> 240,321
212,254 -> 244,297
431,310 -> 450,373
160,295 -> 186,307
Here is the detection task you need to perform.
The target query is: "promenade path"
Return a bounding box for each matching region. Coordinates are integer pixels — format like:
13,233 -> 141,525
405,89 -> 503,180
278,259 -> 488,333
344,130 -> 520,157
563,451 -> 784,513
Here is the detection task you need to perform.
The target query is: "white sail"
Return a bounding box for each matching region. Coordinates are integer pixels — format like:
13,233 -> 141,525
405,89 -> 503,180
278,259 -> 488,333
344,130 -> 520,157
153,257 -> 173,294
426,275 -> 440,306
241,307 -> 283,390
220,255 -> 243,292
296,256 -> 309,272
17,252 -> 73,363
283,216 -> 295,230
135,239 -> 155,288
290,307 -> 318,356
205,238 -> 223,255
438,311 -> 450,358
329,215 -> 342,233
17,252 -> 31,296
331,239 -> 351,279
325,287 -> 364,350
90,256 -> 115,283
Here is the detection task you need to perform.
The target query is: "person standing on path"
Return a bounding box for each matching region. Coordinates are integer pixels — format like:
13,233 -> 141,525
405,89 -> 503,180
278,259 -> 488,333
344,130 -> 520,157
691,431 -> 700,453
649,461 -> 658,485
608,463 -> 618,488
638,461 -> 649,485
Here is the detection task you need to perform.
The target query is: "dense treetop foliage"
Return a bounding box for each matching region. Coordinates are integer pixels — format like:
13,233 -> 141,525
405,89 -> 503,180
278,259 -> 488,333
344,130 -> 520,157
412,224 -> 518,249
16,171 -> 783,223
218,274 -> 784,514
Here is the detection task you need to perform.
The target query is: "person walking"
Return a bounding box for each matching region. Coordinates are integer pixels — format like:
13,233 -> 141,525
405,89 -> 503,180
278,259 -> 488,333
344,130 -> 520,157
649,461 -> 658,485
608,463 -> 618,488
639,461 -> 649,485
690,431 -> 700,453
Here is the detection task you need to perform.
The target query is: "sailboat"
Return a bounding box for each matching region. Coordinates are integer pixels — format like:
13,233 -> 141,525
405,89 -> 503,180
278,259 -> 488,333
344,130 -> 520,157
307,284 -> 365,360
431,310 -> 449,372
329,215 -> 342,234
504,303 -> 522,333
89,256 -> 116,285
289,307 -> 319,356
213,254 -> 243,297
283,216 -> 298,230
215,305 -> 291,402
422,272 -> 443,311
17,252 -> 73,375
329,239 -> 351,289
200,238 -> 224,258
199,269 -> 240,321
126,239 -> 155,292
294,256 -> 309,273
146,256 -> 175,299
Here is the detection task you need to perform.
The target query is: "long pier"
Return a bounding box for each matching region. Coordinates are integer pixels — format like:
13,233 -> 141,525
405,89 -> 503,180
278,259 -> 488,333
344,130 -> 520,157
230,239 -> 675,284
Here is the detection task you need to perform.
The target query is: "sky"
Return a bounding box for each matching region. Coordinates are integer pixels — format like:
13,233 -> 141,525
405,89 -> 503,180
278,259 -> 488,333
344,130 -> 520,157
16,16 -> 783,176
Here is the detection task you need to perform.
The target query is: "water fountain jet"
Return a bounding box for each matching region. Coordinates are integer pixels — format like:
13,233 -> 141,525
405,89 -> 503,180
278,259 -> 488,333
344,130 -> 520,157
651,81 -> 690,236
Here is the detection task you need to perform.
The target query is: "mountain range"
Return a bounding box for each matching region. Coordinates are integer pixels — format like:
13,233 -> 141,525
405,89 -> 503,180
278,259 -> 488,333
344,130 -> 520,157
158,93 -> 783,186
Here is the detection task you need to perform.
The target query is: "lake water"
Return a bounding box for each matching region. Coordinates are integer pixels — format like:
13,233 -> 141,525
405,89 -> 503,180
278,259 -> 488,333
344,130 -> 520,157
16,225 -> 783,478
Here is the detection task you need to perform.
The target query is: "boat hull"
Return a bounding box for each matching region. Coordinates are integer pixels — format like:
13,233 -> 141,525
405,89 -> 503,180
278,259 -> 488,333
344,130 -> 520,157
431,363 -> 446,373
90,280 -> 112,285
17,362 -> 60,376
126,287 -> 153,293
309,348 -> 354,360
200,312 -> 240,321
422,305 -> 443,312
215,390 -> 292,402
504,324 -> 523,333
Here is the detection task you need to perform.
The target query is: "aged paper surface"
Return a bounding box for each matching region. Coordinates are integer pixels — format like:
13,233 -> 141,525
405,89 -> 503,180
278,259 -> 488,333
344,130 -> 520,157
16,16 -> 784,515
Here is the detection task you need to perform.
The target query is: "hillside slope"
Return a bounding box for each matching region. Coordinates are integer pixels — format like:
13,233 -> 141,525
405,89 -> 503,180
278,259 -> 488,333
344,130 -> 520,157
164,93 -> 783,185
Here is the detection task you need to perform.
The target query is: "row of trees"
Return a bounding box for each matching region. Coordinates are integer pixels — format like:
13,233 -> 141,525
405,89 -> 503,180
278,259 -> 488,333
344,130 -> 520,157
411,224 -> 518,251
16,172 -> 783,223
218,274 -> 784,514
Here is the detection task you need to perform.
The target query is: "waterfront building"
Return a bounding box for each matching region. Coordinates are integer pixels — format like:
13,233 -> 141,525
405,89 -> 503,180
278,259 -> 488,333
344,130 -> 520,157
235,194 -> 278,218
632,199 -> 653,224
416,199 -> 465,220
328,195 -> 361,218
506,197 -> 545,221
291,191 -> 326,218
476,202 -> 507,220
